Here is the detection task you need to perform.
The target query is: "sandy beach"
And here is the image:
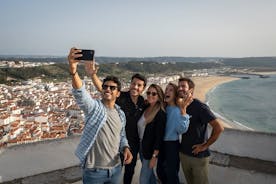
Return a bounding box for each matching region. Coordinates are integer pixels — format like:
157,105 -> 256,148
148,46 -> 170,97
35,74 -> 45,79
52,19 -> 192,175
187,76 -> 239,128
191,76 -> 239,102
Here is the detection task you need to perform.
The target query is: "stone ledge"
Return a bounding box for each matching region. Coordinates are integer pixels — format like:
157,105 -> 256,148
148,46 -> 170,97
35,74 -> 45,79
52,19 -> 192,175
210,151 -> 276,175
2,151 -> 276,184
1,166 -> 81,184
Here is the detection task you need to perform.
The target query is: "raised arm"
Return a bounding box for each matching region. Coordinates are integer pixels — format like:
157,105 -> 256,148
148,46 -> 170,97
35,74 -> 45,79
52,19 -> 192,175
85,60 -> 103,92
176,93 -> 193,134
176,114 -> 190,135
68,47 -> 83,89
68,47 -> 97,116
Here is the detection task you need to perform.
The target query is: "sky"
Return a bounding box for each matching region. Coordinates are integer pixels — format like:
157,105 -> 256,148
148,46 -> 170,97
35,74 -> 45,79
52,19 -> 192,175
0,0 -> 275,57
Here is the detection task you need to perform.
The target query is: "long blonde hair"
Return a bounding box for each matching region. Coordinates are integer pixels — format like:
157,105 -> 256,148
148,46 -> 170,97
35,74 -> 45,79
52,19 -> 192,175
145,84 -> 165,124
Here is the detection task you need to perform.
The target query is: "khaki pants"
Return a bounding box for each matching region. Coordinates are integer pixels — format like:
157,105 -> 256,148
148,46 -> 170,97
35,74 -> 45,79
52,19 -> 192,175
179,152 -> 209,184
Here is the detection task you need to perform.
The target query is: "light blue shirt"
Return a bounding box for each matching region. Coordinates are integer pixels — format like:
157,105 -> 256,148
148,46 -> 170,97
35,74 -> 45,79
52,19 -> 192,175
72,83 -> 129,168
164,106 -> 190,141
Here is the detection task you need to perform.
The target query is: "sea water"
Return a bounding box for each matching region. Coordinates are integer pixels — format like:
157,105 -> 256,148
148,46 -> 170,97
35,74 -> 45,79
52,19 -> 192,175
207,75 -> 276,133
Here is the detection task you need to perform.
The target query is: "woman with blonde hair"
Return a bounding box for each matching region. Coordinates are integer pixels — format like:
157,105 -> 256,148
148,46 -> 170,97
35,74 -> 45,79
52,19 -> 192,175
157,82 -> 192,184
138,84 -> 166,184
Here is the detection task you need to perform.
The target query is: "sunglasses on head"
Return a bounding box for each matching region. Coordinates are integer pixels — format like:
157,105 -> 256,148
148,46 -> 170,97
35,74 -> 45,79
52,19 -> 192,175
146,91 -> 157,96
102,84 -> 118,91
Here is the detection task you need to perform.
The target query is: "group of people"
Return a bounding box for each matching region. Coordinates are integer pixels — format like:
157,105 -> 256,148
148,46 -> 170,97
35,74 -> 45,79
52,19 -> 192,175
68,48 -> 224,184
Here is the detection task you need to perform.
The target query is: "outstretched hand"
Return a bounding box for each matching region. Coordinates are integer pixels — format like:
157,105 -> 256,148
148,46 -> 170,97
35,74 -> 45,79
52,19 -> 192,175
85,60 -> 99,76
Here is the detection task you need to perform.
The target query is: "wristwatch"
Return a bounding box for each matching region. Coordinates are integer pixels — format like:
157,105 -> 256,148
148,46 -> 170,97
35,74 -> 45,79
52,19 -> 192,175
152,153 -> 158,158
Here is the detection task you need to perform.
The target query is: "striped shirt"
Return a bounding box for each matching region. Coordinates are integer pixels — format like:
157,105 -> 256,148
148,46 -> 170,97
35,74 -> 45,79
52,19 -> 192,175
72,83 -> 129,168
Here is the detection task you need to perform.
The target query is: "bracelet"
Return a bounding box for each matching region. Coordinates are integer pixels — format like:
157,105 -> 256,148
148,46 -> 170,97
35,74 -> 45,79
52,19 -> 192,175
69,71 -> 77,76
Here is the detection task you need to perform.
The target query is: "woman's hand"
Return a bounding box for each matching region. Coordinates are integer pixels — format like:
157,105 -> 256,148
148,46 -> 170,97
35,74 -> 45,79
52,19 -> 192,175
149,157 -> 157,169
177,91 -> 193,115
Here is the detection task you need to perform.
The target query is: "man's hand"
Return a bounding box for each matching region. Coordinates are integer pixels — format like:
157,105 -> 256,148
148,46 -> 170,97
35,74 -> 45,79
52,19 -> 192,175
192,119 -> 224,155
85,60 -> 103,92
68,47 -> 82,74
192,143 -> 208,155
123,147 -> 133,165
85,60 -> 99,77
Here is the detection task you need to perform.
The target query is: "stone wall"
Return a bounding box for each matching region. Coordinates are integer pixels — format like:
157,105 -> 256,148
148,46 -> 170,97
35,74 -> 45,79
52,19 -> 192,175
1,128 -> 276,183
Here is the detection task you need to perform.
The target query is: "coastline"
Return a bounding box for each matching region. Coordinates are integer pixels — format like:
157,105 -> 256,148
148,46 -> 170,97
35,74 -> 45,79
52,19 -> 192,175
253,71 -> 276,75
191,75 -> 240,129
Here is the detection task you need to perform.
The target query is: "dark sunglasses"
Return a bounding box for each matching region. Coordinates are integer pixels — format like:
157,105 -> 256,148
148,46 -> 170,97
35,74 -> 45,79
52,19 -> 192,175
102,84 -> 118,91
146,91 -> 157,96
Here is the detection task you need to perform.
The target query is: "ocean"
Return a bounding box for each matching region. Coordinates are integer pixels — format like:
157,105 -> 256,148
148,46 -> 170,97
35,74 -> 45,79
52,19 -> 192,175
207,74 -> 276,133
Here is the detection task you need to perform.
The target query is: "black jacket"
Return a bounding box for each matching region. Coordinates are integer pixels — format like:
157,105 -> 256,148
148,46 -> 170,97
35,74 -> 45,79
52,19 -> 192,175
141,109 -> 166,160
116,91 -> 145,146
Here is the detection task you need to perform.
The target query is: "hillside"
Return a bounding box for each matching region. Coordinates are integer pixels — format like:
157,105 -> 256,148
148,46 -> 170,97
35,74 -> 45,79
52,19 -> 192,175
0,61 -> 223,84
1,56 -> 276,84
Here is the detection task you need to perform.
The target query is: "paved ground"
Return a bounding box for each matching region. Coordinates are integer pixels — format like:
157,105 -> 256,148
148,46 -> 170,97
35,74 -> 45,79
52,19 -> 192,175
72,159 -> 187,184
72,160 -> 142,184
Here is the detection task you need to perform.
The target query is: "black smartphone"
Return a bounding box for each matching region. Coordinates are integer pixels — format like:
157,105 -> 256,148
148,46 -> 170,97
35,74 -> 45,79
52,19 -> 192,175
76,49 -> 95,60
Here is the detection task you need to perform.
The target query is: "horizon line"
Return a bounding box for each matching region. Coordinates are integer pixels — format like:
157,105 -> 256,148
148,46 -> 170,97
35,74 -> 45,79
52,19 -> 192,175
0,54 -> 276,59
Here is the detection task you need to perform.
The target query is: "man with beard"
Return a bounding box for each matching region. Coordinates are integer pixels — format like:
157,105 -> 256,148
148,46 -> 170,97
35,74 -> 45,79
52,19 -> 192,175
178,77 -> 224,184
86,60 -> 147,184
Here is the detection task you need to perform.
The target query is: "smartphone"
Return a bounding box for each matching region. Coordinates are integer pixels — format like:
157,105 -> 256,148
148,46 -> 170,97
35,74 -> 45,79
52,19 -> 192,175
76,49 -> 95,60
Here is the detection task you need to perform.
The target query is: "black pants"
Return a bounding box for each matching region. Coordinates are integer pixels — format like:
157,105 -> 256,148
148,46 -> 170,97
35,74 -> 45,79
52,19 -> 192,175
123,142 -> 139,184
157,140 -> 180,184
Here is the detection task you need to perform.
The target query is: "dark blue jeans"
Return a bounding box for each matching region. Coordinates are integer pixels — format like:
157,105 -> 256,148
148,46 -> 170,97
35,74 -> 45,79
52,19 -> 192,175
123,142 -> 139,184
157,140 -> 180,184
82,165 -> 122,184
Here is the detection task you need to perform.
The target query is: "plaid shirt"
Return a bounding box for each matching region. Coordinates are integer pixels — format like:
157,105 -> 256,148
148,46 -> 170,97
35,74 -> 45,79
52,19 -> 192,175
72,83 -> 129,167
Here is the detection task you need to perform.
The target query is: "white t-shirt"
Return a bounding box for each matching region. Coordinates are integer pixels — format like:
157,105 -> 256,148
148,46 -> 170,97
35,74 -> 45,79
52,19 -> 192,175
137,113 -> 146,141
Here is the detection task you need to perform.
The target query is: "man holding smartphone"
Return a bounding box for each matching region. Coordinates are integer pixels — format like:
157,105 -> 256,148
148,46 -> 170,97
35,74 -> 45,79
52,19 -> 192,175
68,48 -> 133,183
86,60 -> 147,184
